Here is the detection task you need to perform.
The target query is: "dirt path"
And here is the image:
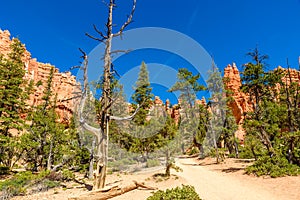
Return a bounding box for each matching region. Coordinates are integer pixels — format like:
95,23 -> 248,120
10,157 -> 299,200
175,157 -> 299,200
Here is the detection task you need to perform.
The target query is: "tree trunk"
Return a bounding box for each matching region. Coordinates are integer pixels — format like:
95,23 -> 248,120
165,149 -> 171,176
47,141 -> 53,170
234,140 -> 239,158
88,140 -> 95,179
69,181 -> 156,200
94,129 -> 108,189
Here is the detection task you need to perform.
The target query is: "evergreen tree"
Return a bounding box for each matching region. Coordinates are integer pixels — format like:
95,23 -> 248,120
23,67 -> 76,172
277,64 -> 300,165
131,61 -> 153,125
0,38 -> 31,168
128,62 -> 175,161
195,103 -> 210,158
169,68 -> 206,156
206,62 -> 227,163
169,68 -> 205,106
241,48 -> 281,158
158,115 -> 178,176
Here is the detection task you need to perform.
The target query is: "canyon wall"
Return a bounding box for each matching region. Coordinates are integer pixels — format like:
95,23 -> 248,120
0,29 -> 79,124
2,29 -> 299,140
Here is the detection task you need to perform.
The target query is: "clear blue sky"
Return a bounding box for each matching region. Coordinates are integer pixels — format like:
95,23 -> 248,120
1,0 -> 300,102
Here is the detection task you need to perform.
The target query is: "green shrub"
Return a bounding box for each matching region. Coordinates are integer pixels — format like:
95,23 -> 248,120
0,171 -> 33,196
146,159 -> 160,168
108,158 -> 137,172
147,185 -> 201,200
62,169 -> 75,181
187,147 -> 199,156
43,179 -> 60,188
238,146 -> 255,159
0,170 -> 61,197
246,155 -> 300,177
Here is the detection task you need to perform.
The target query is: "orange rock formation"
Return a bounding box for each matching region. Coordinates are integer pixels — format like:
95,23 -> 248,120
0,30 -> 79,124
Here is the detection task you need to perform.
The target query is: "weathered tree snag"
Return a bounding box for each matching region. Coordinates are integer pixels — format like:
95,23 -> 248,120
68,181 -> 156,200
78,0 -> 138,190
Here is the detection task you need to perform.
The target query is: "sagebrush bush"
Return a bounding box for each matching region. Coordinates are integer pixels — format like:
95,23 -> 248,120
246,155 -> 300,177
147,185 -> 201,200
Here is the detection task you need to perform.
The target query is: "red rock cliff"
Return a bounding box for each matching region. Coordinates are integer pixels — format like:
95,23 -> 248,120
224,63 -> 252,125
0,30 -> 79,124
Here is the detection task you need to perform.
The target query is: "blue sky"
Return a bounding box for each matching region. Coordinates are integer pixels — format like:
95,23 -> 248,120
1,0 -> 300,102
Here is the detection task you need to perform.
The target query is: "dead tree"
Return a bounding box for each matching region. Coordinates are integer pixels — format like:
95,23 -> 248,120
79,0 -> 137,190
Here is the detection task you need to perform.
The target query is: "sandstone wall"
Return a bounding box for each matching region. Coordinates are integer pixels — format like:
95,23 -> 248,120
0,30 -> 79,124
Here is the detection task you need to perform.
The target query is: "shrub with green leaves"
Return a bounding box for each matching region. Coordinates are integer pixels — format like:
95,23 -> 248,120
147,185 -> 201,200
0,171 -> 34,196
246,155 -> 300,178
62,169 -> 75,181
146,159 -> 160,168
0,170 -> 60,197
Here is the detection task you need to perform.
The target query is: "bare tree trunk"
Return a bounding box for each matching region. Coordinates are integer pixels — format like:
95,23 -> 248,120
233,139 -> 239,158
88,140 -> 95,179
165,148 -> 171,176
81,0 -> 137,190
47,140 -> 53,170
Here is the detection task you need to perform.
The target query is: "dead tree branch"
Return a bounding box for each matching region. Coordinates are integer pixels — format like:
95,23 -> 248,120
68,181 -> 156,200
113,0 -> 136,37
110,104 -> 141,120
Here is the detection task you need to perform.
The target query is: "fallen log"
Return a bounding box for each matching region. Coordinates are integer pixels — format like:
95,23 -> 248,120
68,181 -> 156,200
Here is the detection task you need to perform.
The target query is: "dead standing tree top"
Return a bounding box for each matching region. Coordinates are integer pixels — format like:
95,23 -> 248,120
78,0 -> 138,190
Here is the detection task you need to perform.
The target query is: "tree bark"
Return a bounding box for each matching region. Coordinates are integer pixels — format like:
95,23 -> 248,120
69,181 -> 156,200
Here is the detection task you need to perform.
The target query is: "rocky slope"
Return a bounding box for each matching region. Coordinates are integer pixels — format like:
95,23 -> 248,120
0,29 -> 79,124
2,29 -> 299,140
223,62 -> 300,142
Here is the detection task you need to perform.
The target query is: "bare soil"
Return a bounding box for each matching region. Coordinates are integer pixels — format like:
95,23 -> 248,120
11,157 -> 300,200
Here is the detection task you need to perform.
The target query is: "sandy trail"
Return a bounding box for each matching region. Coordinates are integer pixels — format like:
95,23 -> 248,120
175,158 -> 285,200
10,157 -> 299,200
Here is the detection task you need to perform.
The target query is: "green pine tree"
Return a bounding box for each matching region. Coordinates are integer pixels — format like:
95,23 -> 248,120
206,62 -> 227,163
169,68 -> 206,156
129,62 -> 169,161
241,48 -> 281,158
23,67 -> 76,172
131,61 -> 153,125
0,38 -> 31,168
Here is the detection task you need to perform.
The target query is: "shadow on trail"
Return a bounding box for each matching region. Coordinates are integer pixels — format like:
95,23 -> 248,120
221,167 -> 243,173
73,179 -> 93,191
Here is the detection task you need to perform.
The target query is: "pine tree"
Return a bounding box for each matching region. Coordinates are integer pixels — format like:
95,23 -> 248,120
169,68 -> 205,106
169,68 -> 206,156
206,62 -> 227,163
131,61 -> 153,125
0,38 -> 30,168
129,62 -> 164,161
241,48 -> 281,158
22,67 -> 75,172
277,63 -> 300,165
78,0 -> 137,189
